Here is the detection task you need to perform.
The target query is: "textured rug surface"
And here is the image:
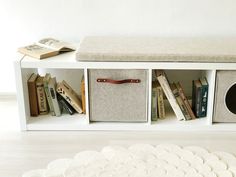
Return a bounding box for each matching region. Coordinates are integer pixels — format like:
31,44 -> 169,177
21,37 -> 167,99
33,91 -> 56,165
22,144 -> 236,177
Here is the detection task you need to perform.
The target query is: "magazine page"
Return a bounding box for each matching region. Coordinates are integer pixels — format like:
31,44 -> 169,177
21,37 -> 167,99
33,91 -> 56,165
38,38 -> 75,51
18,44 -> 57,59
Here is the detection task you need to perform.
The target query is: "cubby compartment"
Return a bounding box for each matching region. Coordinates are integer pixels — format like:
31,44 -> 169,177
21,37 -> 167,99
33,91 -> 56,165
150,69 -> 215,128
16,52 -> 236,131
88,69 -> 149,123
20,68 -> 88,130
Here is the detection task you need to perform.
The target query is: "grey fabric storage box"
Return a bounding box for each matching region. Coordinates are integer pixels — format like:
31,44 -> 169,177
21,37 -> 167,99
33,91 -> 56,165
213,70 -> 236,123
89,69 -> 148,122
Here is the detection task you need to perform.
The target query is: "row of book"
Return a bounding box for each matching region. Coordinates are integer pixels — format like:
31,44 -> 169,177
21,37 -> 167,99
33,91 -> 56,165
27,73 -> 86,117
153,70 -> 208,121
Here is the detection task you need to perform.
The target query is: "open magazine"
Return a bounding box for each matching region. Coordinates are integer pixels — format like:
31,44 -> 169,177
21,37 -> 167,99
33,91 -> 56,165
18,38 -> 76,59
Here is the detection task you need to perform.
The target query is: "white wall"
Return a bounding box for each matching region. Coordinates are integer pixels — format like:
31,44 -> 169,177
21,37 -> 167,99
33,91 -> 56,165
1,0 -> 236,93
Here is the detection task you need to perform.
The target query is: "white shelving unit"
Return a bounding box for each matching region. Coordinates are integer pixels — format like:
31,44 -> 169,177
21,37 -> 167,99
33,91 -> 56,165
14,52 -> 236,131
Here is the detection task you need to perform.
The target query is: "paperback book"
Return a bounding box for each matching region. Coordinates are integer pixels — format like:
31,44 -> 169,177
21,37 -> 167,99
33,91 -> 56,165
18,38 -> 75,59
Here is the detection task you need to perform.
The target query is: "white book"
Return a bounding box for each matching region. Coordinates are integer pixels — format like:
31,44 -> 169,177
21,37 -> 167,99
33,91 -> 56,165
155,70 -> 186,121
48,77 -> 61,117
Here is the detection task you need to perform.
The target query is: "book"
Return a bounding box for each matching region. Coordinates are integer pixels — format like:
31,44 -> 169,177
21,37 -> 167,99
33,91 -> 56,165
43,73 -> 55,116
48,77 -> 61,117
170,83 -> 191,120
151,83 -> 158,121
57,93 -> 76,115
156,82 -> 165,119
155,70 -> 186,121
27,73 -> 39,117
176,82 -> 196,119
36,76 -> 48,115
153,81 -> 165,119
192,80 -> 202,118
81,76 -> 86,114
18,38 -> 75,59
57,80 -> 83,114
199,77 -> 208,117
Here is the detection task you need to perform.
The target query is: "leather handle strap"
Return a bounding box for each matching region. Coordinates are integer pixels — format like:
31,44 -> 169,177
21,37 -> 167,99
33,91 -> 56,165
97,78 -> 141,84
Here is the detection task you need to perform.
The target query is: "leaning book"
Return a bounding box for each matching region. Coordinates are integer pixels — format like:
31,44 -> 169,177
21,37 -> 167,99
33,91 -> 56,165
57,80 -> 83,114
155,70 -> 186,121
48,77 -> 61,117
18,38 -> 75,59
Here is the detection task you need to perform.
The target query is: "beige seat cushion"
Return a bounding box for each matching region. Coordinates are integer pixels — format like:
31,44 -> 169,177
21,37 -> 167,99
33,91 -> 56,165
76,36 -> 236,62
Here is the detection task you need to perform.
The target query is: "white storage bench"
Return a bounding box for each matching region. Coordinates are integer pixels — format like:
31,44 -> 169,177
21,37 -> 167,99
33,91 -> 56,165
14,37 -> 236,131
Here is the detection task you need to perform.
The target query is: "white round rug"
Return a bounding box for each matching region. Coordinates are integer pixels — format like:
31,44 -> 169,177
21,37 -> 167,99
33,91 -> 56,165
22,144 -> 236,177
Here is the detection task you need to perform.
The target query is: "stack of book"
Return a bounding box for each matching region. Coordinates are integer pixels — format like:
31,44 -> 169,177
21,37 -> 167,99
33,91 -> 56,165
155,70 -> 208,121
27,73 -> 85,117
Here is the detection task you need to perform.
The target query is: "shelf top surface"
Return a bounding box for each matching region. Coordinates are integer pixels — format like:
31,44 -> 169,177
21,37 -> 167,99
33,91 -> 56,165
20,51 -> 236,70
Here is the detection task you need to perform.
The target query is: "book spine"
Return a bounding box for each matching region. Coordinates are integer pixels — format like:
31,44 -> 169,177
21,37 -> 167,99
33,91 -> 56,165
36,83 -> 48,115
48,80 -> 61,117
177,83 -> 196,119
157,86 -> 165,119
28,81 -> 39,117
81,77 -> 86,114
44,82 -> 55,116
57,82 -> 83,114
151,88 -> 158,121
199,84 -> 208,117
192,80 -> 196,116
195,85 -> 202,118
157,75 -> 186,121
171,85 -> 191,120
57,94 -> 76,115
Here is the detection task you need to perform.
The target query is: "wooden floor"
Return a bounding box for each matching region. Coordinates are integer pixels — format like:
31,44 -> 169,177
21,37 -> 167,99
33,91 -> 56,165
1,98 -> 236,177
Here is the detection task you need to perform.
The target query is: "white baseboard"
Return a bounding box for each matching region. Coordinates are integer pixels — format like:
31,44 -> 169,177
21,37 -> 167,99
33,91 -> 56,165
0,93 -> 17,100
